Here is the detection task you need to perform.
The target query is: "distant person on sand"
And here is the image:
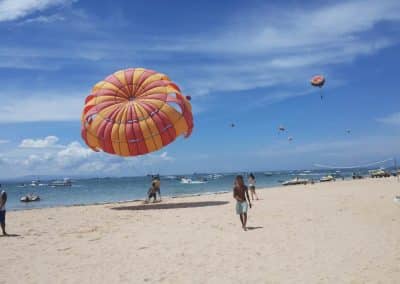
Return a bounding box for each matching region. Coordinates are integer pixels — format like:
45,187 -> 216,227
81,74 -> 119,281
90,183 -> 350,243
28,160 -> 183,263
153,176 -> 161,201
147,181 -> 157,203
248,173 -> 259,200
0,185 -> 7,235
233,175 -> 251,231
147,177 -> 161,203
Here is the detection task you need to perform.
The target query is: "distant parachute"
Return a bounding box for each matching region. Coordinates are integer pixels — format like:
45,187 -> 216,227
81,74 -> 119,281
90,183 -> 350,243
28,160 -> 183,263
288,136 -> 293,142
278,125 -> 286,132
230,123 -> 235,128
346,129 -> 351,134
310,75 -> 325,99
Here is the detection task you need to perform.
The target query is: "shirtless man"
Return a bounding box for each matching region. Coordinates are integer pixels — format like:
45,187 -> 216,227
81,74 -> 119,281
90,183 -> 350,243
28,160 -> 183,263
233,175 -> 252,231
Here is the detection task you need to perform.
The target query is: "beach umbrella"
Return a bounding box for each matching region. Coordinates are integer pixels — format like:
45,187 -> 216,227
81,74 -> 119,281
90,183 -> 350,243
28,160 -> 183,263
310,75 -> 325,99
81,68 -> 194,156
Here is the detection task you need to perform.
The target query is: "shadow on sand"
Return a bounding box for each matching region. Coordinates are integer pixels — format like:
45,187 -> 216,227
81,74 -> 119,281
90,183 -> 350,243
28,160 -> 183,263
246,226 -> 263,231
111,201 -> 229,211
0,234 -> 21,238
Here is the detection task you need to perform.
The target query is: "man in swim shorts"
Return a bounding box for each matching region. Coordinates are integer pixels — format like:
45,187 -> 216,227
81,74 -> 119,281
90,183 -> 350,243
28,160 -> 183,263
233,175 -> 251,231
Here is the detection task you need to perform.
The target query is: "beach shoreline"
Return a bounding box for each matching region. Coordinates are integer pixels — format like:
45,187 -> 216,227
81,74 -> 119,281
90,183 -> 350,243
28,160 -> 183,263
1,178 -> 399,283
5,175 -> 387,212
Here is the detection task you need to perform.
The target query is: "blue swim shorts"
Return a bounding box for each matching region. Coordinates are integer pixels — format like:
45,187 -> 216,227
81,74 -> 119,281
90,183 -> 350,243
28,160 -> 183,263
236,201 -> 248,215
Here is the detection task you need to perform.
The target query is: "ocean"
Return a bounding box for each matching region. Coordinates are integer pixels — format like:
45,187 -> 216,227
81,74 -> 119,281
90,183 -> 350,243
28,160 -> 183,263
1,169 -> 365,211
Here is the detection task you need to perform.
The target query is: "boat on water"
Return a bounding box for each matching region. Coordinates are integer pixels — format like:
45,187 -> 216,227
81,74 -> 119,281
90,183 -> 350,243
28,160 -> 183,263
180,178 -> 206,184
320,175 -> 335,182
369,169 -> 390,178
206,174 -> 223,180
49,178 -> 72,187
30,180 -> 47,187
282,177 -> 309,186
20,194 -> 40,202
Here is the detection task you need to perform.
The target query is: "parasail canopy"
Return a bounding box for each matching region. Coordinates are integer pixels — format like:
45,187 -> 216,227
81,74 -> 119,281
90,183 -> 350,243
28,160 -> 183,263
81,68 -> 194,157
310,75 -> 325,88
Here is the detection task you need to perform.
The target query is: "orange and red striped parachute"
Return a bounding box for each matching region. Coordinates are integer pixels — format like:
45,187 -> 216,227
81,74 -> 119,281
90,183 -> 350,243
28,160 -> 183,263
81,68 -> 193,157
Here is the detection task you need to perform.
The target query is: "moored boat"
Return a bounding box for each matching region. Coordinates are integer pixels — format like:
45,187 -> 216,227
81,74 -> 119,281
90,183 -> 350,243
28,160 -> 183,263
20,194 -> 40,202
49,178 -> 72,187
282,177 -> 308,186
320,175 -> 335,182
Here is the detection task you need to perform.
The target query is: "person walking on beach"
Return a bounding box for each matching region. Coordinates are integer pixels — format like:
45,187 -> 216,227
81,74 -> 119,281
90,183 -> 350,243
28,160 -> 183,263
0,185 -> 7,235
248,173 -> 259,200
233,175 -> 251,231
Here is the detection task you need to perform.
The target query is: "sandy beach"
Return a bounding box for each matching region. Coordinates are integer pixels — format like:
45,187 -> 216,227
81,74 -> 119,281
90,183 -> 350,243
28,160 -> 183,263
1,178 -> 399,284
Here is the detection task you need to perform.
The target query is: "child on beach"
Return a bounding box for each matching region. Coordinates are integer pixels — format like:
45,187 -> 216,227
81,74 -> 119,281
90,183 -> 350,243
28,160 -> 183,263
0,185 -> 7,235
233,175 -> 251,231
248,173 -> 259,200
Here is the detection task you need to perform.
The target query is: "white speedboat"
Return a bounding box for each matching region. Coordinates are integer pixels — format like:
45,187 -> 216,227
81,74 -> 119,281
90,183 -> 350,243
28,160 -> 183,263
282,178 -> 308,186
320,175 -> 335,182
30,180 -> 40,187
20,194 -> 40,202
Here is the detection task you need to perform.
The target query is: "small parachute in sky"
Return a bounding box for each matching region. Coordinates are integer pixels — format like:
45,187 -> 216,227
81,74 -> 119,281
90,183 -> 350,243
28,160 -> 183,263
346,129 -> 351,134
310,75 -> 325,99
230,123 -> 235,128
288,136 -> 293,142
278,125 -> 286,132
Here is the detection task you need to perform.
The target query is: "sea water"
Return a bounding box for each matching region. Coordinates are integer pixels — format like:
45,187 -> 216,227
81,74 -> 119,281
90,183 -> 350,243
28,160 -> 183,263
1,170 -> 360,211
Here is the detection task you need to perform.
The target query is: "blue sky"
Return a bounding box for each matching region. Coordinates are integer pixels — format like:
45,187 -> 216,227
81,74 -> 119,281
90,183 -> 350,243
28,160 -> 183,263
0,0 -> 399,178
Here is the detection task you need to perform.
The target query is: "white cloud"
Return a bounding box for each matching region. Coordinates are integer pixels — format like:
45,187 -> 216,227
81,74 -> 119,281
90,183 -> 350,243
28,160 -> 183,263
0,135 -> 176,177
18,13 -> 65,24
0,95 -> 82,123
0,0 -> 74,22
377,112 -> 400,125
0,139 -> 8,144
19,136 -> 61,148
56,141 -> 92,167
161,0 -> 400,55
155,0 -> 400,97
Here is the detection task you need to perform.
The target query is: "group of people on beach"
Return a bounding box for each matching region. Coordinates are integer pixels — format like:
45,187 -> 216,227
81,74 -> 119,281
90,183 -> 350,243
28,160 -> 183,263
145,173 -> 258,231
233,173 -> 258,231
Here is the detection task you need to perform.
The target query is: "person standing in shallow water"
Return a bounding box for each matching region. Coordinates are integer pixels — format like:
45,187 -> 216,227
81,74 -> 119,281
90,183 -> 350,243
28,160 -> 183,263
248,173 -> 259,200
233,175 -> 251,231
